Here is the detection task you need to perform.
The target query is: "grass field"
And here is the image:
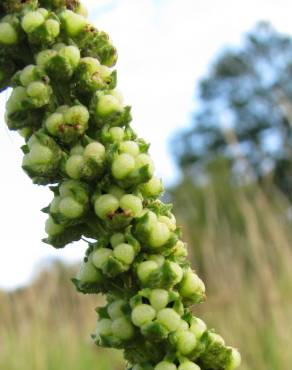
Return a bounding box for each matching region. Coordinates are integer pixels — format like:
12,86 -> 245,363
171,176 -> 292,370
0,263 -> 123,370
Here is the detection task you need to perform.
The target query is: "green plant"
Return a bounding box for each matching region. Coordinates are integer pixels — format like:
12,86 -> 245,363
1,1 -> 241,369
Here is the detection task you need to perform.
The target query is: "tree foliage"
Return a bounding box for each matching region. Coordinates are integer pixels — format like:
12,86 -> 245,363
174,22 -> 292,195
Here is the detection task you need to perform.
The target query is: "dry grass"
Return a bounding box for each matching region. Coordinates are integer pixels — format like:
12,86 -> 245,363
0,263 -> 123,370
172,179 -> 292,370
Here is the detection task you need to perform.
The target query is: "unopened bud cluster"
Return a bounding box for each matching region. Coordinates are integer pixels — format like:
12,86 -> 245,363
1,1 -> 240,369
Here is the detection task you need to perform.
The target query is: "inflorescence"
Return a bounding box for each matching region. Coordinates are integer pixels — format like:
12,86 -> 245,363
1,1 -> 241,369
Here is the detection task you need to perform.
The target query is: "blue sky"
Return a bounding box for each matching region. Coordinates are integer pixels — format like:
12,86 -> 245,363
1,0 -> 292,289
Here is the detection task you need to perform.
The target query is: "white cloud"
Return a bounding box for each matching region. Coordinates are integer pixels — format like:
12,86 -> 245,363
1,0 -> 292,288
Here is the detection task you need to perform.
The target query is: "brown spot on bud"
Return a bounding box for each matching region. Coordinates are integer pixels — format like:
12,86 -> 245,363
42,76 -> 50,84
107,212 -> 115,220
124,210 -> 133,218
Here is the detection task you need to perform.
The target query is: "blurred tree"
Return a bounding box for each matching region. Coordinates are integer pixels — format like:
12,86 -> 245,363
173,21 -> 292,195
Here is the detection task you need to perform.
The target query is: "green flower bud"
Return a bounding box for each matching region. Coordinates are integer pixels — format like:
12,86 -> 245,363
112,153 -> 135,179
110,88 -> 124,103
108,185 -> 125,200
59,45 -> 80,69
131,304 -> 156,327
18,127 -> 32,139
92,248 -> 113,269
80,57 -> 100,73
174,330 -> 197,355
226,347 -> 241,370
36,49 -> 57,67
158,215 -> 176,231
45,216 -> 64,236
47,45 -> 80,80
190,317 -> 207,339
46,104 -> 88,143
83,142 -> 105,163
74,57 -> 115,93
119,140 -> 139,157
21,132 -> 62,183
37,8 -> 49,19
80,29 -> 118,66
20,65 -> 37,87
109,127 -> 124,142
135,154 -> 154,175
149,222 -> 170,248
173,241 -> 188,258
134,211 -> 159,246
27,135 -> 38,148
60,10 -> 87,37
107,300 -> 126,320
65,154 -> 84,179
111,317 -> 134,340
120,194 -> 143,218
178,362 -> 200,370
140,177 -> 164,198
98,64 -> 113,79
144,210 -> 158,224
70,144 -> 84,155
137,261 -> 158,284
44,19 -> 60,39
169,262 -> 183,284
28,144 -> 53,165
148,254 -> 165,267
77,260 -> 102,283
96,94 -> 123,117
58,196 -> 84,219
45,112 -> 64,136
64,105 -> 89,130
154,361 -> 176,370
94,194 -> 119,220
156,308 -> 181,332
179,269 -> 206,303
96,318 -> 112,337
50,195 -> 61,213
26,80 -> 46,97
0,22 -> 18,45
179,320 -> 189,331
26,81 -> 51,107
209,332 -> 225,346
149,289 -> 169,311
110,233 -> 125,247
59,180 -> 88,201
6,86 -> 27,116
22,11 -> 44,33
113,243 -> 135,265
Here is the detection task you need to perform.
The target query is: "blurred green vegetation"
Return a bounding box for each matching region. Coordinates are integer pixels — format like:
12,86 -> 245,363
174,22 -> 292,198
1,164 -> 292,369
0,263 -> 123,370
168,160 -> 292,370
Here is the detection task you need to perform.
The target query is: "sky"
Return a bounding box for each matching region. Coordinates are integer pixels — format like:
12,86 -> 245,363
1,0 -> 292,289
